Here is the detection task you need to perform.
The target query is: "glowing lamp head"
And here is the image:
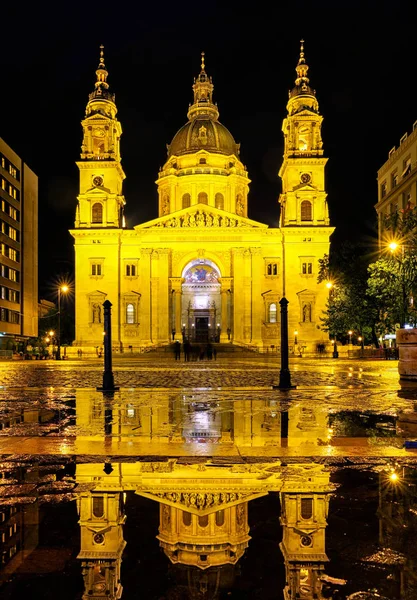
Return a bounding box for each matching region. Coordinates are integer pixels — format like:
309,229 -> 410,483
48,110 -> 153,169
61,285 -> 69,293
49,330 -> 54,337
389,472 -> 399,482
348,330 -> 353,335
325,281 -> 333,290
388,241 -> 399,253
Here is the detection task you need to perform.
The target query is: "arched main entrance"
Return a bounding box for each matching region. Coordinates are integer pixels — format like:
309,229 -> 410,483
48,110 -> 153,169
181,259 -> 221,342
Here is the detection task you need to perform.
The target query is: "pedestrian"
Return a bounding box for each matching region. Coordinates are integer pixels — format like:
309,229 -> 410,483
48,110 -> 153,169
174,340 -> 181,360
183,339 -> 190,362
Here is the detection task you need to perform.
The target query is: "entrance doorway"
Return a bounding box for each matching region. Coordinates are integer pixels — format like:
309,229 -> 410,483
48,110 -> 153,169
195,317 -> 209,342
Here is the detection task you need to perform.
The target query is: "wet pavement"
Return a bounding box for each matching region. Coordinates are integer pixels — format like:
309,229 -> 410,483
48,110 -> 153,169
0,355 -> 416,598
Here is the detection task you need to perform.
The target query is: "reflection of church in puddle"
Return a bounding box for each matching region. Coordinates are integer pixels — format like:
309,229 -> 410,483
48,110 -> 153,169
70,41 -> 333,353
76,461 -> 336,599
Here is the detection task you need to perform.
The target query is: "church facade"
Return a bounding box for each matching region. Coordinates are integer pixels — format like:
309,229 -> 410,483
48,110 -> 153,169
70,43 -> 333,353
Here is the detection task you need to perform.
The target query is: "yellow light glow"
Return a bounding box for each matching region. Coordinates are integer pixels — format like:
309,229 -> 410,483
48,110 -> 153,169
294,330 -> 298,335
325,281 -> 333,289
49,330 -> 54,336
61,285 -> 69,293
389,472 -> 399,482
348,330 -> 353,335
388,241 -> 399,253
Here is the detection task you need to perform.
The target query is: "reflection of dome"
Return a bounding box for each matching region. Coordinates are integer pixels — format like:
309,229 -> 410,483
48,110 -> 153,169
168,119 -> 239,158
166,564 -> 237,600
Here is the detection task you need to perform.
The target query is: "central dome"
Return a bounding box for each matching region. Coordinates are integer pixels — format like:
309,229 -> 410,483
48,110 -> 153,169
168,118 -> 239,157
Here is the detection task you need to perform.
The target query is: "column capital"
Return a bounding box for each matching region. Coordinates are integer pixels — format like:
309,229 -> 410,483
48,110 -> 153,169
170,277 -> 184,292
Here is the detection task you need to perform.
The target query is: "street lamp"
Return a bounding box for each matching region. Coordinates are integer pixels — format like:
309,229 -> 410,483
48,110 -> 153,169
56,284 -> 69,360
348,330 -> 353,345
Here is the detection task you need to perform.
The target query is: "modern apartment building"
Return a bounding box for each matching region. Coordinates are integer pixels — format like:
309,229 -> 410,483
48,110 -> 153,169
376,121 -> 417,243
0,138 -> 38,350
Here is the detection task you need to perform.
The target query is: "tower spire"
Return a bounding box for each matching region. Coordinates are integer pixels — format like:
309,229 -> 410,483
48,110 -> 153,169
187,52 -> 219,122
294,38 -> 310,88
95,44 -> 109,91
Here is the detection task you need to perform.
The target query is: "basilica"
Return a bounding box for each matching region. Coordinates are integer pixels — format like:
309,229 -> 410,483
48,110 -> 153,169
70,43 -> 333,352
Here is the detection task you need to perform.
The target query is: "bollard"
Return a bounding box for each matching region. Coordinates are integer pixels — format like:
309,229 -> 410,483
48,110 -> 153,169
97,300 -> 119,391
273,297 -> 296,390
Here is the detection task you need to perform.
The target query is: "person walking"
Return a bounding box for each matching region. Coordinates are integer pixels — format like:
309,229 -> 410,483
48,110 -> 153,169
174,340 -> 181,360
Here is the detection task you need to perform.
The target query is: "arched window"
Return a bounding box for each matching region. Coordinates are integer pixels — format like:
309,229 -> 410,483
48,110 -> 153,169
301,498 -> 313,520
198,192 -> 208,205
182,193 -> 191,209
215,193 -> 224,210
269,303 -> 277,323
126,303 -> 135,324
92,203 -> 103,223
198,514 -> 209,527
92,496 -> 104,518
301,200 -> 312,221
182,511 -> 192,526
215,510 -> 225,526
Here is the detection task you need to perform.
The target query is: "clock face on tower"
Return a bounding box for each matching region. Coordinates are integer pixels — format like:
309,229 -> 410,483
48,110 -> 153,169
93,176 -> 104,187
94,128 -> 105,138
300,173 -> 311,184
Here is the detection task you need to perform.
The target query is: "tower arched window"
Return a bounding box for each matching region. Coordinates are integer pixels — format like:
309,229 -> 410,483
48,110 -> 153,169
300,200 -> 312,221
215,510 -> 225,526
198,514 -> 209,528
198,192 -> 208,205
215,193 -> 224,210
92,203 -> 103,223
126,303 -> 135,324
301,498 -> 313,520
182,511 -> 192,526
182,193 -> 191,209
92,496 -> 104,518
269,303 -> 277,323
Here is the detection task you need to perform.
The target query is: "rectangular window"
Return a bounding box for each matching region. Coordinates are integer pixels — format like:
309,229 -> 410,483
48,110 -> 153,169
380,182 -> 387,199
9,269 -> 17,282
9,248 -> 17,261
91,264 -> 102,276
302,262 -> 313,275
8,290 -> 18,303
1,287 -> 5,299
402,157 -> 412,178
266,262 -> 278,276
9,312 -> 20,324
126,264 -> 136,277
1,179 -> 5,191
1,308 -> 7,321
391,172 -> 398,188
1,243 -> 5,255
9,165 -> 17,178
9,227 -> 17,241
8,206 -> 17,220
1,200 -> 4,212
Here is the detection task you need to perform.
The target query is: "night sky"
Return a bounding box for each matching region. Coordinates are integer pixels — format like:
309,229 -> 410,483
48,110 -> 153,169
1,1 -> 416,299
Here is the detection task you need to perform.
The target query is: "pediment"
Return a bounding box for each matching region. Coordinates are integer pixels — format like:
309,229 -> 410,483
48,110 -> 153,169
135,489 -> 267,516
293,182 -> 317,192
135,205 -> 268,230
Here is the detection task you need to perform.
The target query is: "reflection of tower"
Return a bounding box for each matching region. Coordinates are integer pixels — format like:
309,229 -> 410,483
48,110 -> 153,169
157,497 -> 250,569
77,492 -> 126,599
280,475 -> 333,599
377,468 -> 417,599
166,563 -> 237,600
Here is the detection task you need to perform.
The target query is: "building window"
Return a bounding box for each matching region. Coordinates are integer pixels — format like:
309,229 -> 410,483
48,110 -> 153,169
91,264 -> 102,276
9,311 -> 19,324
1,308 -> 7,321
300,498 -> 313,520
198,515 -> 209,528
199,157 -> 207,164
92,203 -> 103,223
8,248 -> 17,261
92,496 -> 104,518
126,303 -> 135,324
9,269 -> 17,282
215,510 -> 225,526
402,157 -> 412,178
9,227 -> 17,241
198,192 -> 208,205
391,171 -> 398,188
1,287 -> 5,300
380,182 -> 387,199
300,200 -> 312,221
8,290 -> 18,303
266,262 -> 278,276
182,193 -> 191,209
182,511 -> 192,526
125,264 -> 136,277
269,302 -> 277,323
8,206 -> 18,220
215,192 -> 224,210
302,262 -> 313,275
1,200 -> 5,211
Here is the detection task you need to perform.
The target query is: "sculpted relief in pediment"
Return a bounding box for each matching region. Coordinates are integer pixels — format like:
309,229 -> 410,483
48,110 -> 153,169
152,209 -> 258,229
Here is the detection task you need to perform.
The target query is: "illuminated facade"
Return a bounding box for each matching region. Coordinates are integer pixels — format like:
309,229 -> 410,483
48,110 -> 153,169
376,120 -> 417,244
0,138 -> 38,349
70,43 -> 333,352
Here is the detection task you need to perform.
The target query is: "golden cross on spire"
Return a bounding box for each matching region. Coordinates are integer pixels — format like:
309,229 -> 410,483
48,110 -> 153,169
299,39 -> 305,64
201,51 -> 205,72
99,44 -> 105,69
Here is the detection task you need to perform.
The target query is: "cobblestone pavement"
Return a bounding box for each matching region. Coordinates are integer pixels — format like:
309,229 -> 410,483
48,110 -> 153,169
0,355 -> 403,389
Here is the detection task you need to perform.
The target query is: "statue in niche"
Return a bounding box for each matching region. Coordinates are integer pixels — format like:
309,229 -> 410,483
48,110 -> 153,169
206,213 -> 213,227
162,195 -> 170,215
92,303 -> 101,324
189,213 -> 196,227
212,214 -> 219,227
183,214 -> 190,227
302,303 -> 312,322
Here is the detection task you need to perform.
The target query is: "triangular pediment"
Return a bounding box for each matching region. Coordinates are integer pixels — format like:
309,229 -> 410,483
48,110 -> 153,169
293,182 -> 317,192
134,204 -> 268,230
135,489 -> 267,516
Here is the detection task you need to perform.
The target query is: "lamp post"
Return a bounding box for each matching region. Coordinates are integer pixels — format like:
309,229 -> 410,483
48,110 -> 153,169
56,285 -> 69,360
348,330 -> 353,345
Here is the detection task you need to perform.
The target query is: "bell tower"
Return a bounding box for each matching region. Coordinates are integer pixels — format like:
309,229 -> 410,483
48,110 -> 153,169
279,41 -> 330,228
75,46 -> 125,229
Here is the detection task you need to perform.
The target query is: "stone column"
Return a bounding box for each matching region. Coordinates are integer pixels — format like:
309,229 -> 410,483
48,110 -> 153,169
243,249 -> 252,343
157,249 -> 170,344
140,249 -> 153,345
219,277 -> 232,343
232,248 -> 245,344
170,277 -> 183,341
150,251 -> 160,344
250,248 -> 263,346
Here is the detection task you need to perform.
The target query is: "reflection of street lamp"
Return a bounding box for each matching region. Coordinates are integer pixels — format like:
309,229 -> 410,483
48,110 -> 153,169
294,330 -> 298,346
358,335 -> 364,356
332,337 -> 339,358
56,285 -> 69,360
